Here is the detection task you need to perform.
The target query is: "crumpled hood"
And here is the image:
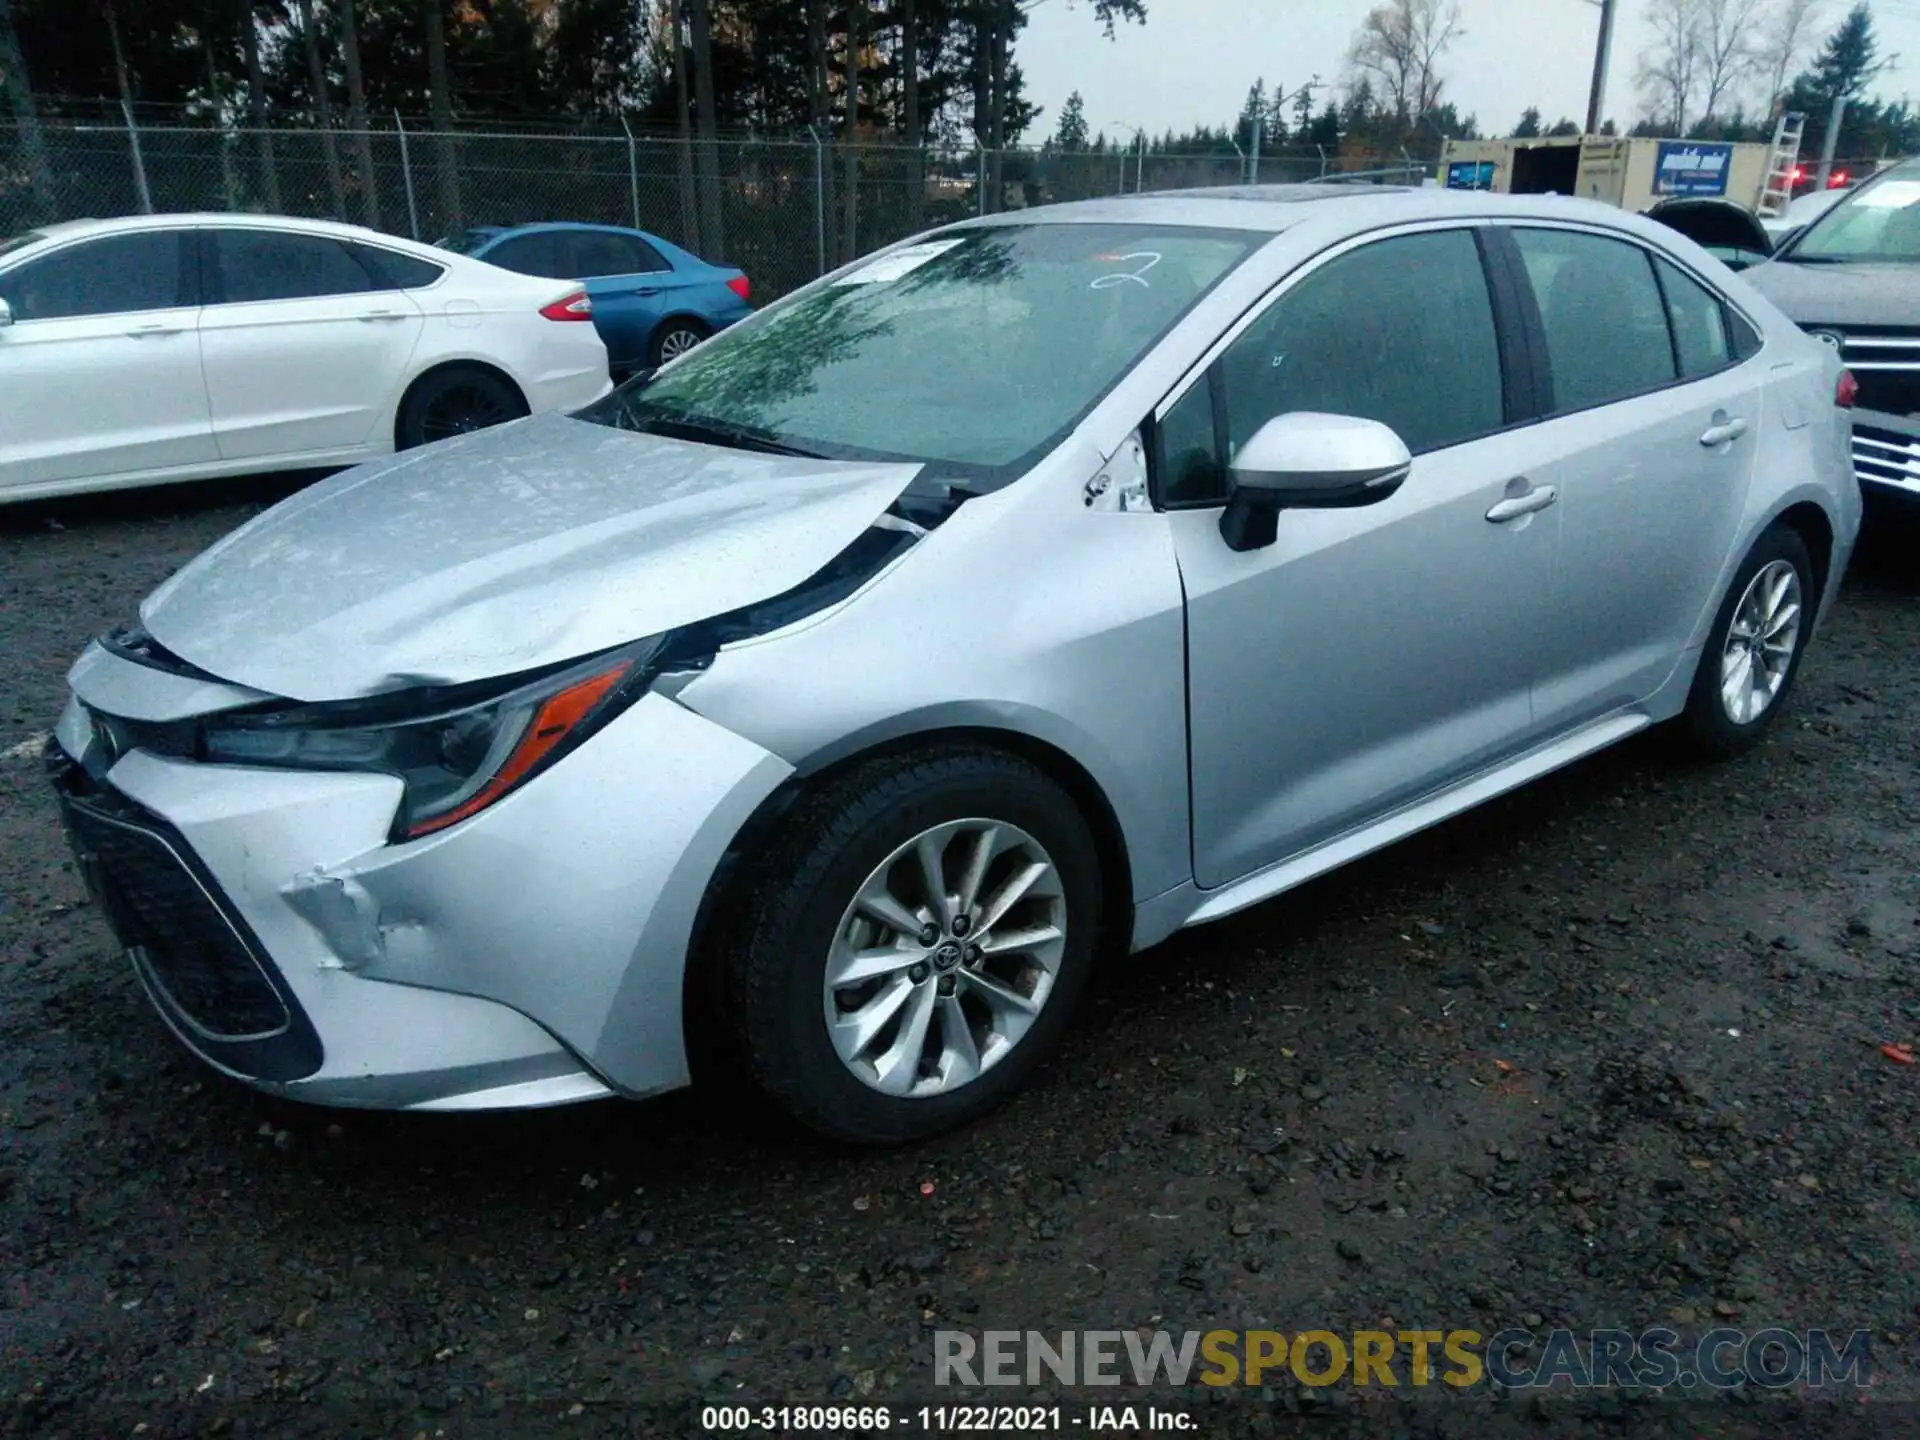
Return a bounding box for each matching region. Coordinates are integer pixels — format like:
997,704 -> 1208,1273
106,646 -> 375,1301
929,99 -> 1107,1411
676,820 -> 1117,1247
1743,259 -> 1920,330
141,411 -> 921,701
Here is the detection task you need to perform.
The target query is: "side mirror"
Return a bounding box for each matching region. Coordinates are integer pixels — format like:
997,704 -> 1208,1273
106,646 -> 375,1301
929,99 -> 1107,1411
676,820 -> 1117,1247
1219,412 -> 1412,552
0,296 -> 12,329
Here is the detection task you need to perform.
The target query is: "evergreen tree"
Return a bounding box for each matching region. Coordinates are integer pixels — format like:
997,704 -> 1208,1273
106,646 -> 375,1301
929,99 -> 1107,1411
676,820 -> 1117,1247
1053,88 -> 1087,151
1512,105 -> 1541,138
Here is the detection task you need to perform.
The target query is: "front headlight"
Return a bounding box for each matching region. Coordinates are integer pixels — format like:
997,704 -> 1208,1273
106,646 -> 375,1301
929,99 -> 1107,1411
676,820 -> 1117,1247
202,638 -> 661,840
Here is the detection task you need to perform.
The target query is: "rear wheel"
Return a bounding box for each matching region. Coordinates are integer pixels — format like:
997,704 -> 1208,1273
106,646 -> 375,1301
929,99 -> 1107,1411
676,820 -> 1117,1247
649,319 -> 708,368
724,747 -> 1102,1145
1676,523 -> 1816,758
395,366 -> 527,450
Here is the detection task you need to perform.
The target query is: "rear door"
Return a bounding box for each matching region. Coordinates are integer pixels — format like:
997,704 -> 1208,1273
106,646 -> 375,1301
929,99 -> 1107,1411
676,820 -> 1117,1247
560,231 -> 675,368
0,229 -> 212,492
197,227 -> 427,461
1497,225 -> 1763,730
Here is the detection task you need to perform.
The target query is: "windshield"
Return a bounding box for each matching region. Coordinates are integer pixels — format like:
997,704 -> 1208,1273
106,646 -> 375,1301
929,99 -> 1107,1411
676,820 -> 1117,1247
578,223 -> 1263,485
0,231 -> 46,262
1789,168 -> 1920,262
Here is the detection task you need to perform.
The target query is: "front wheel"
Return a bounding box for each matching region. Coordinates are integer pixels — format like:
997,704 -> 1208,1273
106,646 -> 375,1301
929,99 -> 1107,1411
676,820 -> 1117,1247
1676,523 -> 1817,759
724,747 -> 1103,1145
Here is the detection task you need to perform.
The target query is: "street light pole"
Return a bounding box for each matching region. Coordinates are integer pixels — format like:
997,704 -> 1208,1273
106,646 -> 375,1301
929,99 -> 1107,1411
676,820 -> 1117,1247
1584,0 -> 1616,135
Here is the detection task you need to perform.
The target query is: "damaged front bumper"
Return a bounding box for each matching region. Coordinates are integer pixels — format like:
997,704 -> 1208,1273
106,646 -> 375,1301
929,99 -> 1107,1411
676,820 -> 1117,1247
53,646 -> 793,1112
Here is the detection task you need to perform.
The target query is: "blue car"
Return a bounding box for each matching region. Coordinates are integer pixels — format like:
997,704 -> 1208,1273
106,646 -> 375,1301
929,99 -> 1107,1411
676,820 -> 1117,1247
439,222 -> 753,375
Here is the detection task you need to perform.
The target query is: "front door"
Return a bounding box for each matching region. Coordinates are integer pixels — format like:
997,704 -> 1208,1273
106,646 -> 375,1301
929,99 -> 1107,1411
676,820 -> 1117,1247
0,229 -> 212,493
1168,226 -> 1562,888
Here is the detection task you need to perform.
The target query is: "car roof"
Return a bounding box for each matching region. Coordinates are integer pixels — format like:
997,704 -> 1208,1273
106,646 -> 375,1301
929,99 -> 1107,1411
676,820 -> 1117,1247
4,212 -> 453,256
956,184 -> 1649,235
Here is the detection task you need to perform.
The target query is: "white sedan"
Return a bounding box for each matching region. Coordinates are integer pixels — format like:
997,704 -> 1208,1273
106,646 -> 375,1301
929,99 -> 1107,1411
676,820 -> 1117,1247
0,213 -> 613,504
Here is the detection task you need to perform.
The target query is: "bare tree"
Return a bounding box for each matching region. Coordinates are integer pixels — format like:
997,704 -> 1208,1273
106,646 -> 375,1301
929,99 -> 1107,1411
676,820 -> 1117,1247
1347,0 -> 1464,119
295,0 -> 347,216
1696,0 -> 1768,122
842,0 -> 862,264
1637,0 -> 1703,132
239,0 -> 283,210
902,0 -> 921,227
420,0 -> 462,232
0,0 -> 55,223
687,0 -> 724,258
339,0 -> 383,227
1756,0 -> 1825,116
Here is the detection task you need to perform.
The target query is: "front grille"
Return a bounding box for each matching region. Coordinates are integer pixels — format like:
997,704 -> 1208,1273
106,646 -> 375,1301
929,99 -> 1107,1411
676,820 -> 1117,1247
1836,331 -> 1920,418
1854,424 -> 1920,494
61,795 -> 290,1041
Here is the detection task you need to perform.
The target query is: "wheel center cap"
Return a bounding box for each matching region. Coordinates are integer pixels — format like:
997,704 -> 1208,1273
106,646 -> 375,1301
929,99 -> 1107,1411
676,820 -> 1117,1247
933,942 -> 963,971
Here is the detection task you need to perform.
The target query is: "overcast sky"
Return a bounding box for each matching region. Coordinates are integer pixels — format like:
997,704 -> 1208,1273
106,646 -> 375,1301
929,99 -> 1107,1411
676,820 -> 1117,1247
1017,0 -> 1920,146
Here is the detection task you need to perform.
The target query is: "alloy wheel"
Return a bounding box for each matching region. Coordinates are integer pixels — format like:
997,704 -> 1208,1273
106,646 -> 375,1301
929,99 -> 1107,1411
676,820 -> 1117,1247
1719,558 -> 1802,725
658,327 -> 703,362
822,819 -> 1068,1099
419,383 -> 515,442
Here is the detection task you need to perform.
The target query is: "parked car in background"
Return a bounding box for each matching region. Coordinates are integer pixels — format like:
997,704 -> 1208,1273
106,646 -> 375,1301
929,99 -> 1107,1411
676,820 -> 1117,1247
1644,197 -> 1774,271
1745,156 -> 1920,508
0,214 -> 611,505
50,187 -> 1857,1144
1760,186 -> 1848,247
439,222 -> 752,375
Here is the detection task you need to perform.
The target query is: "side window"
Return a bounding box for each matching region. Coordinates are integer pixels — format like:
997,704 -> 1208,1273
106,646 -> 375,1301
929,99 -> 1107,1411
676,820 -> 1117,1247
1157,372 -> 1223,507
350,243 -> 445,290
1513,228 -> 1675,412
485,233 -> 562,278
1218,228 -> 1505,461
1654,257 -> 1732,377
1,232 -> 184,320
565,232 -> 666,277
1726,307 -> 1763,361
213,230 -> 377,304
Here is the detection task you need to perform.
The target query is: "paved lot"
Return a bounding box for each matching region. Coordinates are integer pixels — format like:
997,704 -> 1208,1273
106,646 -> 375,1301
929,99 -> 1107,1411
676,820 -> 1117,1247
1,480 -> 1917,1438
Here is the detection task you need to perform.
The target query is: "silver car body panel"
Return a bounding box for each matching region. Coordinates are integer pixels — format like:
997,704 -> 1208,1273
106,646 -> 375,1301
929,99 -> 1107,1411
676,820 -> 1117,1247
54,186 -> 1860,1109
138,410 -> 924,700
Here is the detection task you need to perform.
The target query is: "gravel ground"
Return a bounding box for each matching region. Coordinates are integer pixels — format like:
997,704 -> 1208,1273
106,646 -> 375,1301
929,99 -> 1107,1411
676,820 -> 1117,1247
1,480 -> 1917,1440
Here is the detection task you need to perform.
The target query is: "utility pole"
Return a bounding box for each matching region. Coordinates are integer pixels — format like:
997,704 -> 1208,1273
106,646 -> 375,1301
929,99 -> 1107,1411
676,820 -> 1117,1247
1584,0 -> 1616,136
1815,91 -> 1847,189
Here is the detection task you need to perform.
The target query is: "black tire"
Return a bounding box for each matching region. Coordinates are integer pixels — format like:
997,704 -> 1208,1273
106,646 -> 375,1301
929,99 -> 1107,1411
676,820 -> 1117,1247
395,365 -> 528,451
724,746 -> 1103,1146
1676,522 -> 1817,759
649,318 -> 709,368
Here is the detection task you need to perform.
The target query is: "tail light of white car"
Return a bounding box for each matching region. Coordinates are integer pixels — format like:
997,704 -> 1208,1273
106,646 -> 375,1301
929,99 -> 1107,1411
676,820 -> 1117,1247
1836,369 -> 1858,408
539,290 -> 594,321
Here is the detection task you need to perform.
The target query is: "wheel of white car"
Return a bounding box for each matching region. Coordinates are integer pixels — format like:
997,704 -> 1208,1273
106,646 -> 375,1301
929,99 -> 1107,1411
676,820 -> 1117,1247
1677,522 -> 1817,759
724,746 -> 1103,1145
396,365 -> 528,451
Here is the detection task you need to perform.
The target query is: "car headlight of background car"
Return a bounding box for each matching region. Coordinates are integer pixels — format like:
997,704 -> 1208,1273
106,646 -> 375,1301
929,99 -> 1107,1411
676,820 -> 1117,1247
200,636 -> 664,840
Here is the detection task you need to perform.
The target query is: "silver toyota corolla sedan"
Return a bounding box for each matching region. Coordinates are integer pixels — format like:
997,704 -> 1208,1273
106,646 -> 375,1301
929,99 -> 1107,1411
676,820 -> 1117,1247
49,185 -> 1859,1144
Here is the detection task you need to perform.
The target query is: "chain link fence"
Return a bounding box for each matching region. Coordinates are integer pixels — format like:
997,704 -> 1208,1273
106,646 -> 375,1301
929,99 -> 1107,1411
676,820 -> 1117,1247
2,113 -> 1427,299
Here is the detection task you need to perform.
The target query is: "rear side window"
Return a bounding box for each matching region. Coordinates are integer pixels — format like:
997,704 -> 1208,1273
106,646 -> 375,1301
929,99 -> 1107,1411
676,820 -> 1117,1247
1,232 -> 185,319
213,230 -> 376,303
1654,257 -> 1733,377
1513,228 -> 1675,412
564,231 -> 667,277
485,232 -> 563,278
351,244 -> 445,290
1727,307 -> 1763,361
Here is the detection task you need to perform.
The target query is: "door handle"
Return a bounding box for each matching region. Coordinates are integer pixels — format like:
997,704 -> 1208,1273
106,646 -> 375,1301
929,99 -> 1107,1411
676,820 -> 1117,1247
126,323 -> 182,338
357,309 -> 406,322
1486,484 -> 1558,523
1699,417 -> 1749,447
633,287 -> 661,297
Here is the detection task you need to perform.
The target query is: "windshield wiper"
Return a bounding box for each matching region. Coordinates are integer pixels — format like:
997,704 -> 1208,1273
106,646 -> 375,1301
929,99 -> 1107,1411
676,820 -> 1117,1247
634,413 -> 827,458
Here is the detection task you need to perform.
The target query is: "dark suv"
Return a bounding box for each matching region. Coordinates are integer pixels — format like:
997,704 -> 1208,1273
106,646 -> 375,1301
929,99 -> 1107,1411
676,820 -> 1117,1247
1742,158 -> 1920,509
